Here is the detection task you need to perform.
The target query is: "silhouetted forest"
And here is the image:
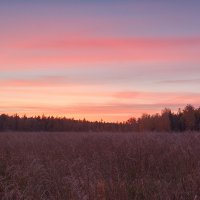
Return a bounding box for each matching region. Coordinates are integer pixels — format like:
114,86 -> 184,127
0,104 -> 200,132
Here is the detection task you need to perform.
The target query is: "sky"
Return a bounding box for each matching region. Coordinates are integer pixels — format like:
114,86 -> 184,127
0,0 -> 200,122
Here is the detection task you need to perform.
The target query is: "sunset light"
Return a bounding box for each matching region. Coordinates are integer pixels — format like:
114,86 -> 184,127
1,0 -> 200,122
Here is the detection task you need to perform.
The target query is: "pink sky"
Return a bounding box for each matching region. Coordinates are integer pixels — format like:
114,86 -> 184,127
0,1 -> 200,122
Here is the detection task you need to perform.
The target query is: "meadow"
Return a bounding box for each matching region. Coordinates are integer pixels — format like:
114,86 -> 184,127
1,131 -> 200,200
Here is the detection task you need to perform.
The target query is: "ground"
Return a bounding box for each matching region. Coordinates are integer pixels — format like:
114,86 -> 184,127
1,131 -> 200,200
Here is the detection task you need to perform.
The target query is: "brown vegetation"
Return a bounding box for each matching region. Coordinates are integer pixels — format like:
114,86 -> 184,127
1,131 -> 200,199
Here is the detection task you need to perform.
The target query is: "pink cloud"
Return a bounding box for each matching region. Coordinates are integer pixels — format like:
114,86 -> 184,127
112,91 -> 200,106
0,51 -> 199,70
1,36 -> 200,70
7,37 -> 200,50
0,76 -> 68,87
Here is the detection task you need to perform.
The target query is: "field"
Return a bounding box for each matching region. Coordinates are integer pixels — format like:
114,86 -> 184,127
1,132 -> 200,200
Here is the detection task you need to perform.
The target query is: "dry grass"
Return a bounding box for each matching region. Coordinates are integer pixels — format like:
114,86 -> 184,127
1,131 -> 200,199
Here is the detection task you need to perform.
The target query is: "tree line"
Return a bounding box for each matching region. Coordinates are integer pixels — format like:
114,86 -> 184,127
128,104 -> 200,132
0,114 -> 130,132
0,105 -> 200,132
